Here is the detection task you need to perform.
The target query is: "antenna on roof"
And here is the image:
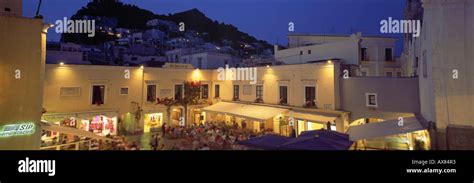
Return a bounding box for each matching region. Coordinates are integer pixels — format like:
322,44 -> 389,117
35,0 -> 43,18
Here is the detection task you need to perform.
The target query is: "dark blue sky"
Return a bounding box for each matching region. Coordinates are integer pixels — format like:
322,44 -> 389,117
23,0 -> 405,54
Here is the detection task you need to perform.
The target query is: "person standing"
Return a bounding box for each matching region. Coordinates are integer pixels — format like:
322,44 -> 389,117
150,134 -> 158,151
162,124 -> 167,136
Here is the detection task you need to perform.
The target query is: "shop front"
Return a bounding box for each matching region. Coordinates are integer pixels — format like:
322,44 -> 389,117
287,111 -> 338,137
41,111 -> 119,137
143,112 -> 163,133
201,102 -> 288,133
82,115 -> 117,136
40,121 -> 111,150
347,116 -> 430,150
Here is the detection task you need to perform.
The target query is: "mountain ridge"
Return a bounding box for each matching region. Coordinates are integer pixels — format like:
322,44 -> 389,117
61,1 -> 272,51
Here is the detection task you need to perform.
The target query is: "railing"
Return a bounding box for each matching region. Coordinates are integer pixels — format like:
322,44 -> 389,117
40,140 -> 100,151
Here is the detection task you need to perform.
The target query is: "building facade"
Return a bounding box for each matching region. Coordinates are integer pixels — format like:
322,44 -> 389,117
0,9 -> 48,149
276,33 -> 402,77
403,0 -> 474,150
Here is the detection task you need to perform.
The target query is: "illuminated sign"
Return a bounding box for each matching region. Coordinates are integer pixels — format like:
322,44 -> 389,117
0,122 -> 35,137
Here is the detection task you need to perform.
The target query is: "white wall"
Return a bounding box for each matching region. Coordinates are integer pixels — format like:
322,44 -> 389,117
275,39 -> 360,65
418,0 -> 474,129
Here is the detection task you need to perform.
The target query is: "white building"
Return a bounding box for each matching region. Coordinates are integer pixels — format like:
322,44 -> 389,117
275,33 -> 402,77
166,48 -> 241,69
46,42 -> 91,65
146,19 -> 179,32
123,54 -> 166,65
403,0 -> 474,150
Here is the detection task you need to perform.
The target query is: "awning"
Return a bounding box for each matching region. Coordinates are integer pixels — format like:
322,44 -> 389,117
346,117 -> 426,141
239,135 -> 293,150
279,136 -> 353,150
40,122 -> 111,141
288,111 -> 337,123
201,102 -> 288,121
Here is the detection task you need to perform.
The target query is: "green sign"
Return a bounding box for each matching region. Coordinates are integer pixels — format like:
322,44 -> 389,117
0,122 -> 35,137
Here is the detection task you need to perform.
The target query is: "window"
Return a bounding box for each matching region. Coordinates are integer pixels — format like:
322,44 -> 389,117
233,85 -> 239,101
4,8 -> 11,12
214,84 -> 220,98
201,84 -> 209,99
366,93 -> 378,107
361,72 -> 367,76
92,85 -> 105,105
197,57 -> 203,69
299,51 -> 303,55
422,50 -> 428,78
174,84 -> 183,100
308,50 -> 312,54
120,87 -> 129,95
361,48 -> 368,61
397,72 -> 402,77
279,86 -> 288,105
256,85 -> 263,102
147,85 -> 156,102
304,86 -> 316,107
386,72 -> 393,77
385,48 -> 393,61
131,57 -> 138,61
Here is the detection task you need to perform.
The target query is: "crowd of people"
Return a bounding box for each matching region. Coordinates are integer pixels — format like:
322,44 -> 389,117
105,136 -> 141,150
149,121 -> 275,150
42,121 -> 276,151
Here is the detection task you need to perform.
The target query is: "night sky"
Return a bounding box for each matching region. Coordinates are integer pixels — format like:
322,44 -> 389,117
23,0 -> 405,55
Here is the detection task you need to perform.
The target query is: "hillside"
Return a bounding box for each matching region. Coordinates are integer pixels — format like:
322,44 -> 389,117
61,0 -> 272,50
